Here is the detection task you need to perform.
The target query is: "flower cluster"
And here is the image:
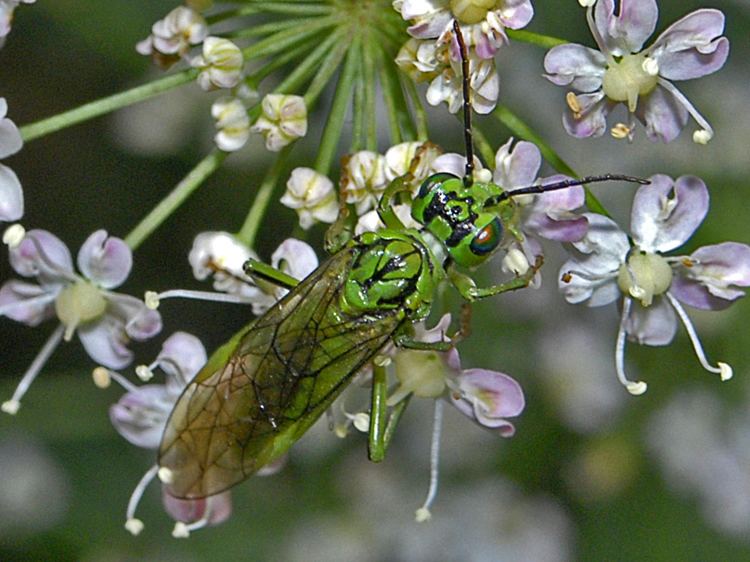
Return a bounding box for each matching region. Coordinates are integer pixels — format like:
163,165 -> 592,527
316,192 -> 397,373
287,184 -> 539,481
394,0 -> 534,113
544,0 -> 729,143
0,97 -> 23,226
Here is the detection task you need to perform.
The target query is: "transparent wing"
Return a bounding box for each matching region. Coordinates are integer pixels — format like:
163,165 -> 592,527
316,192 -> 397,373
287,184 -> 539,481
158,247 -> 403,499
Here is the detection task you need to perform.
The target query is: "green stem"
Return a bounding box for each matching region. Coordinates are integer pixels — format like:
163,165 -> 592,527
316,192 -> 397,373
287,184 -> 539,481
239,14 -> 340,57
471,125 -> 496,167
206,5 -> 258,25
298,29 -> 349,105
124,149 -> 227,250
506,29 -> 568,49
20,70 -> 197,142
351,58 -> 366,152
236,147 -> 291,248
250,3 -> 333,15
313,36 -> 360,176
492,104 -> 609,216
403,78 -> 428,141
376,47 -> 407,145
362,36 -> 378,151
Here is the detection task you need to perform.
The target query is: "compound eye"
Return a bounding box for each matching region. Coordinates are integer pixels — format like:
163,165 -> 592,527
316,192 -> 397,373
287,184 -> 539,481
417,172 -> 459,199
470,218 -> 502,256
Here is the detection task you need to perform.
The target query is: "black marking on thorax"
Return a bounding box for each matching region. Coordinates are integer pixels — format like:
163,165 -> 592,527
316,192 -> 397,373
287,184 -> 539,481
422,189 -> 477,248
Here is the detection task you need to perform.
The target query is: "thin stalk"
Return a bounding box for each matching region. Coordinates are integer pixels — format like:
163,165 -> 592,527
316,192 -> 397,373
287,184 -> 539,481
251,3 -> 334,15
124,149 -> 227,250
375,46 -> 404,145
239,14 -> 340,56
298,29 -> 350,105
247,34 -> 321,87
351,58 -> 366,152
379,48 -> 418,143
403,78 -> 428,141
236,147 -> 291,248
492,104 -> 609,216
313,36 -> 360,176
224,17 -> 315,40
20,70 -> 197,142
206,5 -> 258,25
471,125 -> 496,167
362,34 -> 378,151
506,29 -> 568,49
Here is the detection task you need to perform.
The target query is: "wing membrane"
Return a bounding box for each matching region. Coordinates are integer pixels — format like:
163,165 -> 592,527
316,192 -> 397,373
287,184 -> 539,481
159,247 -> 404,498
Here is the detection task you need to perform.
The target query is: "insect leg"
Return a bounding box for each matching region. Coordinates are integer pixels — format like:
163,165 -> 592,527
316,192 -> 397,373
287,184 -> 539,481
368,362 -> 412,463
448,255 -> 544,301
243,258 -> 300,290
376,175 -> 412,230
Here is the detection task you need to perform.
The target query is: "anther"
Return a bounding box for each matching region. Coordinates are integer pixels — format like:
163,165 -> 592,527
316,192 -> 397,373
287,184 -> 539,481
3,223 -> 25,248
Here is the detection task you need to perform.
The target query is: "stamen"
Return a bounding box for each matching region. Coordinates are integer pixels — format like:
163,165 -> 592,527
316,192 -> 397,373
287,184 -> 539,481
135,364 -> 155,382
566,92 -> 582,118
145,289 -> 253,310
666,293 -> 733,381
93,367 -> 140,393
171,500 -> 215,539
125,464 -> 159,535
415,400 -> 444,523
615,298 -> 648,395
3,223 -> 25,248
610,123 -> 632,140
642,57 -> 659,76
2,324 -> 65,415
158,467 -> 175,484
92,367 -> 111,388
656,78 -> 714,144
348,412 -> 370,433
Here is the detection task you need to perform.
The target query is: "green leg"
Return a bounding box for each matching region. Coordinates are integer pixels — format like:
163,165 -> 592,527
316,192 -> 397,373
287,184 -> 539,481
368,362 -> 412,463
243,258 -> 300,290
377,175 -> 412,230
448,255 -> 543,301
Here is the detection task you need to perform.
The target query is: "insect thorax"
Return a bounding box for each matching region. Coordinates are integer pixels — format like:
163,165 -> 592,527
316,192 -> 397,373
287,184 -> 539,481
342,230 -> 437,320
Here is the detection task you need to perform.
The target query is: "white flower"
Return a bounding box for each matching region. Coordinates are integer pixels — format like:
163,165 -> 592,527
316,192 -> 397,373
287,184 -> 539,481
251,94 -> 307,151
280,167 -> 338,230
0,0 -> 35,47
211,97 -> 250,152
191,37 -> 244,91
136,6 -> 207,66
341,151 -> 388,215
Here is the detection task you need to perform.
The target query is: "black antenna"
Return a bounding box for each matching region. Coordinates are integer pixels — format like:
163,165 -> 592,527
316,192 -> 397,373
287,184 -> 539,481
486,174 -> 650,206
453,19 -> 474,188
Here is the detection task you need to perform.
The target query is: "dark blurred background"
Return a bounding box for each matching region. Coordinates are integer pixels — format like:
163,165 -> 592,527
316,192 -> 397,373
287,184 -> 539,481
1,1 -> 749,560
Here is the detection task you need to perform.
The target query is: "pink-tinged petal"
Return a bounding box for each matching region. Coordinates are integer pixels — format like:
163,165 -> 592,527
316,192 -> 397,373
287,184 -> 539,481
559,257 -> 621,307
0,102 -> 22,158
493,139 -> 540,188
534,180 -> 585,213
669,277 -> 733,311
157,332 -> 207,393
450,368 -> 524,437
0,279 -> 56,325
106,293 -> 163,341
671,242 -> 750,310
594,0 -> 658,55
497,0 -> 533,30
431,153 -> 470,177
635,85 -> 689,143
163,489 -> 232,525
415,312 -> 452,344
649,10 -> 729,80
624,296 -> 677,346
271,238 -> 318,282
9,229 -> 74,285
78,316 -> 134,369
630,175 -> 707,253
543,44 -> 606,91
77,230 -> 132,289
109,385 -> 173,449
527,213 -> 589,242
0,163 -> 23,221
562,93 -> 612,138
572,213 -> 630,264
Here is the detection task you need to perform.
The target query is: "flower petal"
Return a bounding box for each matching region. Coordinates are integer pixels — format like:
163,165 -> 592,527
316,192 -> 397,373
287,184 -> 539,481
649,9 -> 729,80
9,229 -> 74,285
162,489 -> 232,525
157,332 -> 207,394
493,139 -> 540,188
271,238 -> 318,283
594,0 -> 658,56
0,163 -> 23,221
543,43 -> 606,91
78,316 -> 134,369
671,242 -> 750,310
630,175 -> 707,253
562,93 -> 612,138
624,296 -> 677,346
77,230 -> 133,289
450,368 -> 525,437
109,385 -> 173,449
635,85 -> 689,143
0,98 -> 22,158
107,293 -> 163,341
0,279 -> 56,325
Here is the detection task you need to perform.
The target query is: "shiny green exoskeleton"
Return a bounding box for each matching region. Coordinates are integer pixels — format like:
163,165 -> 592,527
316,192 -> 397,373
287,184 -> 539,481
157,167 -> 540,499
